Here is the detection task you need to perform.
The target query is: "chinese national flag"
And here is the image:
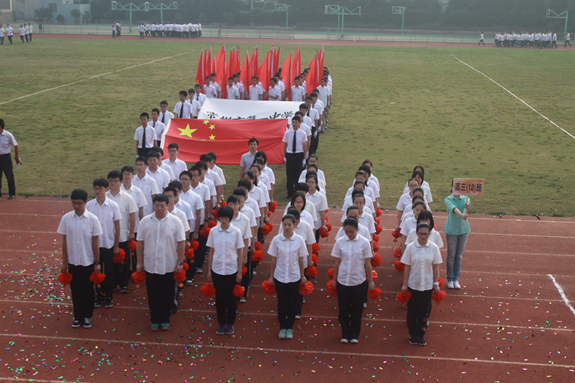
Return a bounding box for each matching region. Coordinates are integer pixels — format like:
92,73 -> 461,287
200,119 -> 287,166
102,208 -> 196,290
163,119 -> 287,165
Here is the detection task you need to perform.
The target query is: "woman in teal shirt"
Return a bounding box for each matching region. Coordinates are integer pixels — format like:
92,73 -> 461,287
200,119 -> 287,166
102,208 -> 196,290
443,192 -> 470,290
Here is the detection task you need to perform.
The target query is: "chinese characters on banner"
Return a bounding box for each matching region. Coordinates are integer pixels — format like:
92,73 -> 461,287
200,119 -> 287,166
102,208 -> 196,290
452,179 -> 484,196
198,99 -> 302,120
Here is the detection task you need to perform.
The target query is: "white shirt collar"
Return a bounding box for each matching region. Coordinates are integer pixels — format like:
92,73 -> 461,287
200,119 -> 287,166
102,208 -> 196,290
415,240 -> 430,248
217,225 -> 234,233
280,233 -> 296,241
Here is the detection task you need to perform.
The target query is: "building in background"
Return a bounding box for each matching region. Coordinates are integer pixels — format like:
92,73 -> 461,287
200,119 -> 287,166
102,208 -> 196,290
12,0 -> 90,23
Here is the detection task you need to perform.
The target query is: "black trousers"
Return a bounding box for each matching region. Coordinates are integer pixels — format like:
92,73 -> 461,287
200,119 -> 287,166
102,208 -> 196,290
146,272 -> 175,324
114,241 -> 130,288
96,247 -> 115,300
29,33 -> 32,41
478,39 -> 485,46
309,127 -> 319,155
337,281 -> 366,340
25,34 -> 29,42
189,226 -> 208,279
275,278 -> 300,330
406,288 -> 433,339
285,152 -> 304,196
212,271 -> 238,325
185,231 -> 195,280
0,154 -> 16,196
8,36 -> 13,44
69,263 -> 95,320
565,41 -> 572,47
137,147 -> 152,158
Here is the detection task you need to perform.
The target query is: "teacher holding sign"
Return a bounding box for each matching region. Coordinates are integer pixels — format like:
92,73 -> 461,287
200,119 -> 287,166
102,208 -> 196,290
443,180 -> 473,290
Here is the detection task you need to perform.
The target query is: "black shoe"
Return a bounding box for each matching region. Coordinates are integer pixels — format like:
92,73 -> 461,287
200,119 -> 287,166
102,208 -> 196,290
105,298 -> 113,308
185,279 -> 194,286
409,337 -> 418,345
418,337 -> 426,346
171,307 -> 179,314
83,318 -> 92,328
7,195 -> 15,200
94,299 -> 102,308
72,319 -> 82,328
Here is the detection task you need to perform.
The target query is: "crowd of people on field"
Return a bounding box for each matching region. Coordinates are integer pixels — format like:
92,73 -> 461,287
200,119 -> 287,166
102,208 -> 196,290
0,23 -> 34,45
491,31 -> 572,48
133,22 -> 202,39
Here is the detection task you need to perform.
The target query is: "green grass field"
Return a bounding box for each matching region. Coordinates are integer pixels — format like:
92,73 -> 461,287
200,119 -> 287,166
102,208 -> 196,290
1,39 -> 574,216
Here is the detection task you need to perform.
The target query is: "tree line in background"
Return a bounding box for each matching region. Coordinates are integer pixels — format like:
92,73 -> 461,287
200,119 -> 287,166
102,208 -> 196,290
36,0 -> 575,31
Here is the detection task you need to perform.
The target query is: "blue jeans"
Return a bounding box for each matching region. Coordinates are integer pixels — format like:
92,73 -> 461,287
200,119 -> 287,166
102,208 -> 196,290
446,233 -> 469,282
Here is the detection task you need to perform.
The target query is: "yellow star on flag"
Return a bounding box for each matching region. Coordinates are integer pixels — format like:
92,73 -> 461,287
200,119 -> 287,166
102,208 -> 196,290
209,134 -> 216,140
209,124 -> 216,131
178,124 -> 197,138
203,120 -> 210,125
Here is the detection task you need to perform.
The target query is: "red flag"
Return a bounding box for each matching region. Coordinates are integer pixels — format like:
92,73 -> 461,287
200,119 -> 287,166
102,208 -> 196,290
274,46 -> 281,75
240,51 -> 249,91
163,119 -> 287,165
249,52 -> 255,83
281,51 -> 292,100
215,45 -> 227,99
254,46 -> 259,71
318,46 -> 325,84
202,48 -> 212,89
307,51 -> 318,97
234,48 -> 241,75
291,47 -> 301,86
226,48 -> 233,80
195,50 -> 204,87
258,52 -> 271,98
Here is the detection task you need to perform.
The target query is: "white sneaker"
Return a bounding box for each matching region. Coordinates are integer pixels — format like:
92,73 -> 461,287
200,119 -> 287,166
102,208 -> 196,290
454,281 -> 461,289
340,338 -> 349,344
447,281 -> 454,289
350,339 -> 359,344
363,302 -> 367,309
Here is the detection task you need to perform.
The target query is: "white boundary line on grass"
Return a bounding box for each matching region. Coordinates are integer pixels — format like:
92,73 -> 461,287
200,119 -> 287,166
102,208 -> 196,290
547,274 -> 575,316
452,55 -> 575,141
0,52 -> 189,106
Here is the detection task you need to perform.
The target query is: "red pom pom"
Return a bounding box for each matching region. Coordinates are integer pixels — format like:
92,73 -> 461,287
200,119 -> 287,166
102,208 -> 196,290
373,242 -> 380,253
269,223 -> 274,230
319,226 -> 329,238
173,269 -> 186,282
370,253 -> 381,267
89,272 -> 106,284
185,248 -> 195,259
58,272 -> 73,286
269,201 -> 277,213
376,208 -> 383,217
372,234 -> 380,243
254,242 -> 262,251
262,280 -> 276,295
233,284 -> 246,297
325,215 -> 329,223
312,243 -> 320,254
326,280 -> 337,296
298,280 -> 314,296
396,291 -> 411,306
242,266 -> 247,276
394,260 -> 405,273
267,212 -> 272,218
261,224 -> 271,236
326,223 -> 332,232
438,277 -> 444,287
391,229 -> 401,239
112,249 -> 125,263
183,262 -> 189,271
212,209 -> 218,220
434,224 -> 437,230
207,220 -> 217,228
311,253 -> 318,265
305,266 -> 318,277
368,288 -> 381,299
220,201 -> 227,206
432,290 -> 447,305
200,283 -> 216,297
190,240 -> 199,250
372,270 -> 379,280
251,250 -> 264,262
326,208 -> 330,214
375,218 -> 381,226
393,247 -> 402,259
375,225 -> 383,234
327,268 -> 334,279
200,226 -> 211,237
132,271 -> 146,283
128,241 -> 137,251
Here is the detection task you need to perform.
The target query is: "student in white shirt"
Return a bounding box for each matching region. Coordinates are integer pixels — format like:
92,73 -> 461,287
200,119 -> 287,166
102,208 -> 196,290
400,223 -> 442,346
193,84 -> 207,106
305,173 -> 328,240
283,191 -> 315,230
6,24 -> 13,45
206,206 -> 244,335
57,189 -> 103,329
250,163 -> 271,201
187,88 -> 202,118
203,77 -> 218,98
86,179 -> 121,308
226,77 -> 239,100
268,78 -> 282,101
27,23 -> 33,42
283,116 -> 308,198
564,32 -> 572,47
134,112 -> 157,158
146,151 -> 170,190
240,137 -> 259,179
163,143 -> 187,181
232,188 -> 258,294
136,194 -> 186,331
267,214 -> 308,340
174,91 -> 192,118
318,78 -> 332,127
106,170 -> 138,294
225,195 -> 252,302
248,76 -> 263,100
331,217 -> 375,344
178,171 -> 204,281
197,160 -> 218,206
255,151 -> 275,201
188,166 -> 211,274
243,170 -> 267,220
120,166 -> 146,235
132,156 -> 161,217
396,178 -> 419,231
351,194 -> 376,238
200,154 -> 224,203
291,77 -> 305,102
210,73 -> 222,98
159,101 -> 174,126
149,147 -> 176,180
403,167 -> 432,203
400,201 -> 427,252
149,108 -> 166,147
19,25 -> 26,43
342,184 -> 373,220
207,151 -> 226,188
0,24 -> 5,46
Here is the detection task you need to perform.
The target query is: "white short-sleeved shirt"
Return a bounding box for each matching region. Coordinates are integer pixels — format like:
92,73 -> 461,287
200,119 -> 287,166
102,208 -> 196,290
57,210 -> 103,266
134,126 -> 157,149
0,130 -> 18,155
341,195 -> 373,222
190,183 -> 211,221
358,210 -> 376,235
192,92 -> 206,106
6,27 -> 13,36
240,151 -> 257,170
205,169 -> 223,187
207,225 -> 244,275
248,185 -> 266,208
281,208 -> 315,230
204,84 -> 217,98
285,201 -> 317,223
244,197 -> 261,220
173,101 -> 192,118
212,81 -> 222,96
249,85 -> 263,100
396,193 -> 413,212
239,206 -> 257,229
120,184 -> 147,232
258,173 -> 272,191
105,190 -> 138,242
162,158 -> 187,180
306,108 -> 320,126
171,206 -> 190,232
403,181 -> 433,203
179,188 -> 204,226
227,212 -> 251,240
137,213 -> 186,275
400,213 -> 418,236
158,163 -> 175,181
345,185 -> 376,203
132,173 -> 161,216
174,199 -> 193,226
148,121 -> 165,142
85,198 -> 122,249
317,85 -> 332,106
332,234 -> 372,287
0,28 -> 4,37
406,229 -> 444,249
401,240 -> 443,291
291,86 -> 305,101
305,191 -> 328,229
335,223 -> 372,243
283,129 -> 307,153
293,220 -> 315,268
212,165 -> 226,185
268,233 -> 308,283
268,86 -> 281,101
146,167 -> 170,190
310,102 -> 323,116
159,111 -> 174,126
257,183 -> 270,203
187,99 -> 202,117
298,169 -> 326,185
262,165 -> 275,185
202,177 -> 217,205
226,86 -> 239,100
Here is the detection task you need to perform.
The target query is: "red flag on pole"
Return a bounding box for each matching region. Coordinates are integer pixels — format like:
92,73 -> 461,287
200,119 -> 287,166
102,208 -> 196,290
307,52 -> 318,99
274,46 -> 281,75
234,48 -> 241,75
291,47 -> 301,86
195,50 -> 204,87
202,48 -> 212,89
162,119 -> 287,164
215,45 -> 227,99
281,51 -> 292,100
318,46 -> 325,83
240,51 -> 249,91
258,52 -> 271,99
226,48 -> 233,80
254,46 -> 259,70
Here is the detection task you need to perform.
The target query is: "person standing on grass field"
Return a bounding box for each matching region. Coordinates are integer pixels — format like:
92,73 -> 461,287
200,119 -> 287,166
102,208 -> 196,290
163,143 -> 187,180
240,137 -> 259,179
112,23 -> 116,38
137,194 -> 185,332
174,91 -> 192,118
148,108 -> 165,148
443,185 -> 471,290
0,119 -> 20,200
187,89 -> 202,118
134,112 -> 157,158
478,31 -> 485,46
268,214 -> 308,340
106,170 -> 138,294
206,206 -> 244,335
226,77 -> 239,100
58,189 -> 103,329
19,25 -> 25,43
146,151 -> 170,190
283,116 -> 307,199
6,24 -> 13,44
0,24 -> 5,45
400,222 -> 442,347
159,101 -> 174,126
28,23 -> 33,42
86,178 -> 121,309
248,76 -> 263,100
565,32 -> 572,47
138,24 -> 144,39
194,84 -> 207,106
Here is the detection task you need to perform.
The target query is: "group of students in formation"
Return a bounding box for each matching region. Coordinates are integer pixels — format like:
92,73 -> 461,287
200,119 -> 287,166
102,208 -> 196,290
135,22 -> 202,39
0,23 -> 33,45
492,31 -> 572,48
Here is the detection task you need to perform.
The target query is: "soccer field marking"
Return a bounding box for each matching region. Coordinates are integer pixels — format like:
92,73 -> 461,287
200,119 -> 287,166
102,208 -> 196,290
452,55 -> 575,141
0,52 -> 189,106
548,274 -> 575,316
0,333 -> 572,369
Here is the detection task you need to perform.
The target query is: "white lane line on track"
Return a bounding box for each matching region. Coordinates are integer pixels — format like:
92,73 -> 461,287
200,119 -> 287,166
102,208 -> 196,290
0,333 -> 572,369
548,274 -> 575,316
453,55 -> 575,140
0,52 -> 189,106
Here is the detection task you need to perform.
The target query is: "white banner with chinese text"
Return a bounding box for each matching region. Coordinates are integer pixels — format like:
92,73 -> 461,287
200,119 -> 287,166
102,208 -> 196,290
198,99 -> 302,120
